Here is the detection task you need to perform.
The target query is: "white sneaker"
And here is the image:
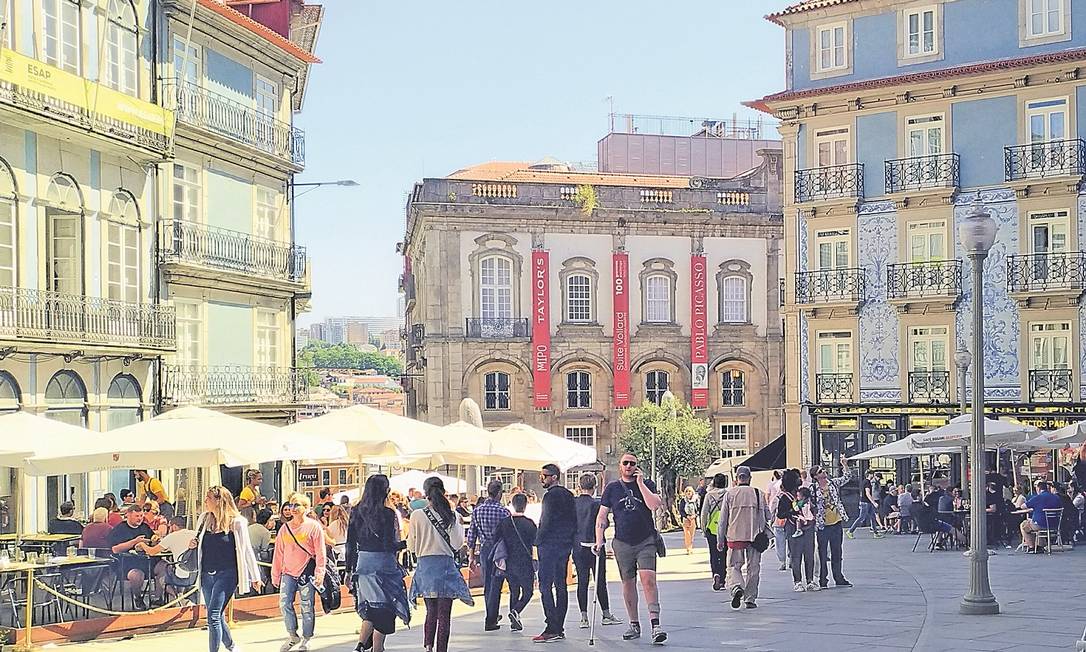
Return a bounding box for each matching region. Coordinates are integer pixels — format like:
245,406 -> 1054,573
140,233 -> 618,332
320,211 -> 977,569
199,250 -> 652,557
806,582 -> 820,592
793,581 -> 806,592
280,636 -> 300,652
296,639 -> 311,652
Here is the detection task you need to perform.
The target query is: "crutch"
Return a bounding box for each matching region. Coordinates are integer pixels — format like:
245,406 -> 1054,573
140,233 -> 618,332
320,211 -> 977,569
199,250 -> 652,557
580,542 -> 601,646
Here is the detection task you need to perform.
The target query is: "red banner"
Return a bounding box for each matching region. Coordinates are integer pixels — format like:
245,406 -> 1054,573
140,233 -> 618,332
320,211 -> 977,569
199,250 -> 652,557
531,250 -> 551,408
612,252 -> 630,407
690,255 -> 708,407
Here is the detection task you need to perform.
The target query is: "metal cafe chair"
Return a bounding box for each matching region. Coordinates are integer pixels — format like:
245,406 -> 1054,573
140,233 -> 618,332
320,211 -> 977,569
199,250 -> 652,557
1036,508 -> 1064,554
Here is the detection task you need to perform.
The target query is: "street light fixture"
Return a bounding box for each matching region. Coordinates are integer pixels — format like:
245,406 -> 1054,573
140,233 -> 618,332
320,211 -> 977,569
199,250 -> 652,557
290,179 -> 360,188
954,347 -> 971,499
958,205 -> 1000,616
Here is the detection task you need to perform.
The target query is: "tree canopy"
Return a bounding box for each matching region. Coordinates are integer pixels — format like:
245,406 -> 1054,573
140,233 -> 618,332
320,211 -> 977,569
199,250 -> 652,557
618,398 -> 715,503
298,342 -> 403,377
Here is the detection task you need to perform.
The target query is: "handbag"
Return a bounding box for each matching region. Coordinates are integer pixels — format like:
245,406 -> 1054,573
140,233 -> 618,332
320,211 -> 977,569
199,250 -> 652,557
751,489 -> 771,553
423,508 -> 469,567
653,531 -> 667,557
175,514 -> 207,574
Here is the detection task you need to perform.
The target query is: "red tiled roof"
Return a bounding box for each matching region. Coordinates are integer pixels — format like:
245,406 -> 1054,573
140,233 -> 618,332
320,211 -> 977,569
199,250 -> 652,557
745,46 -> 1086,113
766,0 -> 861,26
198,0 -> 321,64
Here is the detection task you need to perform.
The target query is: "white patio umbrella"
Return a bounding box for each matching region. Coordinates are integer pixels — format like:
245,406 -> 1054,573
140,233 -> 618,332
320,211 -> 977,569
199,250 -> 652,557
492,423 -> 597,471
390,469 -> 465,495
1001,435 -> 1065,452
1045,421 -> 1086,446
0,412 -> 95,463
24,406 -> 347,475
285,404 -> 446,462
849,433 -> 962,460
909,413 -> 1038,449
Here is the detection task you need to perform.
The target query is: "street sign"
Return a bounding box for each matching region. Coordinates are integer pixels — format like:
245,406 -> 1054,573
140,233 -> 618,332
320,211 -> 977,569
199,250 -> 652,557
297,467 -> 319,484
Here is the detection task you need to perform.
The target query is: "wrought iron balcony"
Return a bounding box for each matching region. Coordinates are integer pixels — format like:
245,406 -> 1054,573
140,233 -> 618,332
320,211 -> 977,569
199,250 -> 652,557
908,371 -> 950,404
399,273 -> 416,302
1007,252 -> 1086,294
885,154 -> 959,193
887,260 -> 962,299
1005,139 -> 1086,181
816,373 -> 854,404
0,287 -> 175,351
1029,369 -> 1074,402
162,365 -> 309,406
160,220 -> 307,285
795,268 -> 866,305
465,317 -> 531,339
163,80 -> 305,166
794,163 -> 864,203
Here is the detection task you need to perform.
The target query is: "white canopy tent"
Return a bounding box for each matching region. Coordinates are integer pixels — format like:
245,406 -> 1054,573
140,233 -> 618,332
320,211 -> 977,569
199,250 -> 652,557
285,404 -> 447,464
849,433 -> 962,460
333,471 -> 466,505
1045,421 -> 1086,446
492,423 -> 597,471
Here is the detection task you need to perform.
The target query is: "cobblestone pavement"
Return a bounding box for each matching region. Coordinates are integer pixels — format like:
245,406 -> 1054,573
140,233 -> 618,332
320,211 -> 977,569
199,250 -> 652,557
68,530 -> 1086,651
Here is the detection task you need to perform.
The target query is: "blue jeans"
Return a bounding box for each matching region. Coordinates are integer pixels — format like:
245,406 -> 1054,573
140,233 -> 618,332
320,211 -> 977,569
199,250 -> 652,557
848,502 -> 878,533
279,574 -> 316,639
200,568 -> 238,652
772,525 -> 788,565
537,544 -> 571,635
480,542 -> 501,626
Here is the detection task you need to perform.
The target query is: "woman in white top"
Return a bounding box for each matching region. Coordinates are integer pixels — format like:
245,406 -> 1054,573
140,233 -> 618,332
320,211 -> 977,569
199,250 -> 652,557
187,486 -> 262,652
324,504 -> 349,559
407,477 -> 473,652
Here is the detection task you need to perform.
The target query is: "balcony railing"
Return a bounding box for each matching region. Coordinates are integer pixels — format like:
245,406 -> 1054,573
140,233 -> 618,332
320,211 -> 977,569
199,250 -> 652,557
1029,369 -> 1074,402
160,220 -> 307,284
465,317 -> 531,339
887,260 -> 962,299
1007,252 -> 1086,293
1005,139 -> 1086,181
816,373 -> 854,404
908,371 -> 950,404
0,287 -> 175,350
885,154 -> 959,193
795,268 -> 866,304
162,365 -> 309,406
794,163 -> 864,203
163,80 -> 305,166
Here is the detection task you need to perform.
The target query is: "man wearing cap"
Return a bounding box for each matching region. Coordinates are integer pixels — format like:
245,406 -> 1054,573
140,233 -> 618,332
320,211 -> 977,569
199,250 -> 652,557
716,466 -> 772,610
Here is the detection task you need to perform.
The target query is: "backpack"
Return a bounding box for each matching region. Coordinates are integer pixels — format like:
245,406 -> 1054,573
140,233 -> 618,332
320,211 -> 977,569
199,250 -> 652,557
704,493 -> 724,534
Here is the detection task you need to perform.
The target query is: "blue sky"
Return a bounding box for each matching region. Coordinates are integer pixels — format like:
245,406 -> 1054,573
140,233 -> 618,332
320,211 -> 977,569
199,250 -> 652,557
294,1 -> 786,325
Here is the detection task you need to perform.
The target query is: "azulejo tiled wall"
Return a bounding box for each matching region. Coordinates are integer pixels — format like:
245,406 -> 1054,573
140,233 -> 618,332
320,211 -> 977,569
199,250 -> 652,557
858,201 -> 900,402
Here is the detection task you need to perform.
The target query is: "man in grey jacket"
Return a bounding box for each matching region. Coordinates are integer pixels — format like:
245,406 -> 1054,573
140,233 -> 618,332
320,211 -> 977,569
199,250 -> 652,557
716,466 -> 772,610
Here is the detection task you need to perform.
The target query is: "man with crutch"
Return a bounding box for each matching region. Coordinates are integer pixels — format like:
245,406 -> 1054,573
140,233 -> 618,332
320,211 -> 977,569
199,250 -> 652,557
573,473 -> 622,630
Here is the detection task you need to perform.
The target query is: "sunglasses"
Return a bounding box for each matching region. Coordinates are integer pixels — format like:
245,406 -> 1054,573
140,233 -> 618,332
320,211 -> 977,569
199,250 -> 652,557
620,460 -> 638,467
141,506 -> 157,513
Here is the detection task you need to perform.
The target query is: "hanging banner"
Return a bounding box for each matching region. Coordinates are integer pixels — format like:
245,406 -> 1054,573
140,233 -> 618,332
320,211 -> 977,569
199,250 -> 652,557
532,250 -> 551,408
690,254 -> 709,407
612,252 -> 631,407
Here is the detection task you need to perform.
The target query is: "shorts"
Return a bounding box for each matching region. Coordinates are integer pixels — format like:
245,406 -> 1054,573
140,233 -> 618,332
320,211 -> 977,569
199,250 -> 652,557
611,536 -> 657,581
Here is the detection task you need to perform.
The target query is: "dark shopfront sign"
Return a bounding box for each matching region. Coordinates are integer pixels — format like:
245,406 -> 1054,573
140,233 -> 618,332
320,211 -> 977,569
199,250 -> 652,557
297,467 -> 320,484
811,402 -> 1086,430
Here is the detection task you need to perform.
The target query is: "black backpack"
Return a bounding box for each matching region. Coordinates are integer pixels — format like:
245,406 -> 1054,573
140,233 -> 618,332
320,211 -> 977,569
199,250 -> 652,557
318,545 -> 342,614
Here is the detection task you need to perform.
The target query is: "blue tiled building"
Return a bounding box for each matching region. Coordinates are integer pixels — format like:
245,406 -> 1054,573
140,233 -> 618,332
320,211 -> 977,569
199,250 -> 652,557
753,0 -> 1086,479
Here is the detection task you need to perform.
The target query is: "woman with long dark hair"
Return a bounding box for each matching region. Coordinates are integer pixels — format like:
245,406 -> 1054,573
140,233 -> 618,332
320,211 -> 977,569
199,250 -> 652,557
407,476 -> 473,652
778,469 -> 817,591
346,474 -> 410,652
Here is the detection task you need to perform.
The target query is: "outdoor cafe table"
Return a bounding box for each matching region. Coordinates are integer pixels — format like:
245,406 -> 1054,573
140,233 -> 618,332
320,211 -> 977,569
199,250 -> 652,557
0,554 -> 108,646
0,533 -> 81,555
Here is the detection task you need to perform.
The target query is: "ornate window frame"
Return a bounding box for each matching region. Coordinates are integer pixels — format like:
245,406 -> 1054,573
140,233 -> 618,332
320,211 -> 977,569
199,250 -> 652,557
638,258 -> 677,325
559,257 -> 598,324
468,234 -> 523,320
717,259 -> 752,325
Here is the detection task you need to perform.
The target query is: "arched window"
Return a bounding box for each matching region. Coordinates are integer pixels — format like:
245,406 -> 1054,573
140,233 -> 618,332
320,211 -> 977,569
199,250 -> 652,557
566,371 -> 591,408
483,371 -> 510,411
105,0 -> 138,95
721,370 -> 745,406
44,175 -> 84,295
0,371 -> 20,413
106,190 -> 140,303
565,274 -> 592,322
645,370 -> 669,405
479,255 -> 513,320
106,373 -> 142,429
45,370 -> 87,426
0,158 -> 16,287
721,276 -> 749,323
644,274 -> 672,323
42,0 -> 81,74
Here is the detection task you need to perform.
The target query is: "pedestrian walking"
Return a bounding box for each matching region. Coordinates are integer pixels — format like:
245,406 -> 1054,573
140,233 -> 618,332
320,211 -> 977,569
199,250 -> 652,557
847,469 -> 884,539
408,476 -> 473,652
190,486 -> 263,652
271,493 -> 326,652
596,452 -> 668,645
811,459 -> 854,589
466,480 -> 510,632
766,470 -> 788,572
716,466 -> 772,610
679,487 -> 699,555
495,492 -> 537,632
573,473 -> 621,630
346,474 -> 410,652
700,473 -> 728,591
533,464 -> 576,643
776,470 -> 817,592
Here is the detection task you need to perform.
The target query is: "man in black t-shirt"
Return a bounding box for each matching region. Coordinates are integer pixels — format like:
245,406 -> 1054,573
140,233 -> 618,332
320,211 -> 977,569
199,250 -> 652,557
596,453 -> 667,645
109,504 -> 155,610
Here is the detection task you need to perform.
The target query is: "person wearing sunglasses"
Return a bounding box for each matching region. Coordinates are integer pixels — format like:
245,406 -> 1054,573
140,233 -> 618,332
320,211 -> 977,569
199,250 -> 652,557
596,453 -> 667,645
810,459 -> 854,589
532,463 -> 576,643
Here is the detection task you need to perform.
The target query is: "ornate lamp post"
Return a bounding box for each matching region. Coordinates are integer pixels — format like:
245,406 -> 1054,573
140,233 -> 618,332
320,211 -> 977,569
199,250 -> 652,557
954,347 -> 971,499
958,206 -> 1000,616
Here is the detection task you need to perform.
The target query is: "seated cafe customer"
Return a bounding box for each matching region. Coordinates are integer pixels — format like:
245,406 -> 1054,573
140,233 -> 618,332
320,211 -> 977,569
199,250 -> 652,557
141,517 -> 197,593
49,501 -> 85,536
1021,481 -> 1064,553
109,504 -> 156,610
82,507 -> 114,551
248,508 -> 274,560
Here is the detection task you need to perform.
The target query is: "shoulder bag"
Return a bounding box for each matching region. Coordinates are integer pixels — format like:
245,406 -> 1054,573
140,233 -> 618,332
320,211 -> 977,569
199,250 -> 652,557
423,508 -> 469,567
751,488 -> 771,553
284,522 -> 342,614
175,513 -> 207,574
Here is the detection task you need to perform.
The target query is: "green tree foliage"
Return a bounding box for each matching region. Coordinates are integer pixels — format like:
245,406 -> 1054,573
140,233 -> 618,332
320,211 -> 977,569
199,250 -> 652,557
618,398 -> 714,507
298,342 -> 403,377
